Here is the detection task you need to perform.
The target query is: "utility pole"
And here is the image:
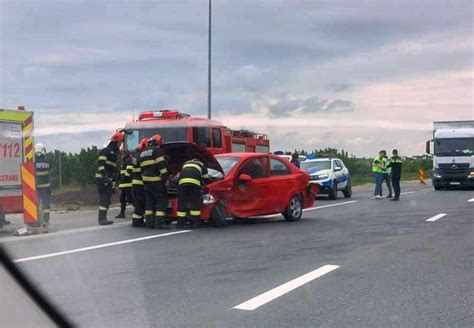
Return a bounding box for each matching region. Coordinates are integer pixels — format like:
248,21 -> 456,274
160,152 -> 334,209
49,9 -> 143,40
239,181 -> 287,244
207,0 -> 212,119
58,152 -> 62,189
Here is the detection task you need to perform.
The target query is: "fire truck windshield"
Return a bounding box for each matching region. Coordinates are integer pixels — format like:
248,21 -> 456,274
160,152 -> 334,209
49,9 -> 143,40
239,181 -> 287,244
125,127 -> 188,149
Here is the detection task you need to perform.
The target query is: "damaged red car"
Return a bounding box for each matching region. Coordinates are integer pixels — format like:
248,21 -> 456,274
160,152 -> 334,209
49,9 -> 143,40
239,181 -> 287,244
163,142 -> 319,226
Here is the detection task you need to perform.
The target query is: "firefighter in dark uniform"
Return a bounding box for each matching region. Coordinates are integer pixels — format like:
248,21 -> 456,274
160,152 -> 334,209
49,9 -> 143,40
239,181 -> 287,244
35,143 -> 51,227
116,150 -> 134,218
131,138 -> 148,227
139,135 -> 169,229
176,159 -> 209,229
388,149 -> 403,201
95,132 -> 124,225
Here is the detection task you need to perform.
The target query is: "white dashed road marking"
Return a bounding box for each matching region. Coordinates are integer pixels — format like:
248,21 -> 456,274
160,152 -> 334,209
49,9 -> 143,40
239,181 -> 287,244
233,265 -> 340,311
426,213 -> 447,222
14,230 -> 191,263
468,198 -> 474,203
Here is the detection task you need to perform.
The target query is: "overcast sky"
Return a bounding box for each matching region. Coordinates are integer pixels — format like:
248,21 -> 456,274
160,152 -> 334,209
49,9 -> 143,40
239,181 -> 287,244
1,0 -> 473,156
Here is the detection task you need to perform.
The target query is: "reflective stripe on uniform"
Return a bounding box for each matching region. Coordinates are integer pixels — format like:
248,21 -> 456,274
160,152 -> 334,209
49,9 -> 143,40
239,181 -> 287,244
145,210 -> 153,215
202,174 -> 209,179
126,165 -> 134,170
155,211 -> 166,217
37,183 -> 50,189
43,209 -> 50,213
132,167 -> 141,173
178,178 -> 201,186
120,169 -> 127,174
183,163 -> 202,173
177,211 -> 187,218
132,213 -> 142,219
98,156 -> 107,161
36,171 -> 49,176
143,176 -> 162,182
155,156 -> 165,163
190,210 -> 201,216
140,160 -> 156,167
99,206 -> 108,211
97,166 -> 105,171
119,183 -> 132,188
160,168 -> 168,174
132,180 -> 144,185
106,160 -> 116,167
95,173 -> 103,178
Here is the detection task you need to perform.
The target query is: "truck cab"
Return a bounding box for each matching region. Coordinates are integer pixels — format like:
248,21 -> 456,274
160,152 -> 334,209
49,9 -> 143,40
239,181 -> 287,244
427,121 -> 474,190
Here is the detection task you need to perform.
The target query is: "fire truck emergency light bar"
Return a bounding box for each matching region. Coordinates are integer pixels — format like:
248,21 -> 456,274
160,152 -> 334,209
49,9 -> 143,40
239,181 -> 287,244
138,110 -> 190,121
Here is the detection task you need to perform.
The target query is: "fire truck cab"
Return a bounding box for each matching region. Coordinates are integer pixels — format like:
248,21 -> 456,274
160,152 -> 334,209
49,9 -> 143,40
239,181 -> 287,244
123,109 -> 270,154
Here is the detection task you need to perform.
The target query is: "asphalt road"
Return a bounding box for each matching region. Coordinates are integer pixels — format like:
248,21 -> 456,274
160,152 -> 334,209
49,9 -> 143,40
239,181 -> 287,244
2,184 -> 473,327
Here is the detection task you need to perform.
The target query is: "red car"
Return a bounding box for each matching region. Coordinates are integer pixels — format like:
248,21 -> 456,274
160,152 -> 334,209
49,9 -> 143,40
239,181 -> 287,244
163,142 -> 318,226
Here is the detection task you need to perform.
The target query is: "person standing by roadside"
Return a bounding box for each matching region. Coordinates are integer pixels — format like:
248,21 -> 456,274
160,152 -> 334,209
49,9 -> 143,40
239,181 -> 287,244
116,150 -> 134,218
35,143 -> 51,227
131,138 -> 148,227
291,152 -> 300,168
388,149 -> 403,201
372,150 -> 386,199
381,151 -> 393,198
95,131 -> 124,225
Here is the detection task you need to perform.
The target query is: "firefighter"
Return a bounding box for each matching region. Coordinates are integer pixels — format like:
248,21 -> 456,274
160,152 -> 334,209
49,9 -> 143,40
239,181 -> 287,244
96,131 -> 124,225
176,159 -> 209,229
131,138 -> 148,227
116,150 -> 134,218
35,143 -> 51,227
139,134 -> 169,229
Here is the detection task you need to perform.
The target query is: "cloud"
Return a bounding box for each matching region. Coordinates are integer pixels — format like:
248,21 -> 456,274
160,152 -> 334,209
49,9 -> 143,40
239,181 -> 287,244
265,95 -> 355,117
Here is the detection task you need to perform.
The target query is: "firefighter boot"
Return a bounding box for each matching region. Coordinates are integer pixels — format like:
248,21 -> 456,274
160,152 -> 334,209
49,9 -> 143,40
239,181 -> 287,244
145,214 -> 155,229
131,214 -> 145,227
98,210 -> 113,225
155,216 -> 170,229
176,218 -> 186,229
191,217 -> 200,229
43,211 -> 50,228
115,211 -> 126,219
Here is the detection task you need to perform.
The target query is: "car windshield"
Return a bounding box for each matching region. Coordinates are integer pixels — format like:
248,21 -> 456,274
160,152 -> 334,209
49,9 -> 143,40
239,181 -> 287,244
209,156 -> 240,178
125,127 -> 188,150
434,138 -> 474,156
301,161 -> 332,172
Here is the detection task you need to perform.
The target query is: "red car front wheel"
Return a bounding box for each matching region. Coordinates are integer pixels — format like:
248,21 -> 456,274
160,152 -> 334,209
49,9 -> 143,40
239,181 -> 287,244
283,195 -> 303,221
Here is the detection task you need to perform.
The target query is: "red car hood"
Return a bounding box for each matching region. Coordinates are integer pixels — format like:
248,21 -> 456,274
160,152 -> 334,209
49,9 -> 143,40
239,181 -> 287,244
161,142 -> 224,175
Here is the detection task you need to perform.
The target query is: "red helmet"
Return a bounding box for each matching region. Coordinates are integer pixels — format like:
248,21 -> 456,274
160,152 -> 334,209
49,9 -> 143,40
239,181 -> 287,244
137,138 -> 148,152
110,131 -> 125,143
149,134 -> 163,146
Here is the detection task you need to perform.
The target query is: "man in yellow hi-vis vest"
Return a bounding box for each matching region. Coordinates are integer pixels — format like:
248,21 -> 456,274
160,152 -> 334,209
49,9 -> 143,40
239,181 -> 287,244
372,150 -> 386,199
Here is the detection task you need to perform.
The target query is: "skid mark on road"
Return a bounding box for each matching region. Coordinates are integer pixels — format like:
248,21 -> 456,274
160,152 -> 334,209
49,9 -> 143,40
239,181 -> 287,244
233,264 -> 339,311
14,230 -> 191,263
426,213 -> 447,222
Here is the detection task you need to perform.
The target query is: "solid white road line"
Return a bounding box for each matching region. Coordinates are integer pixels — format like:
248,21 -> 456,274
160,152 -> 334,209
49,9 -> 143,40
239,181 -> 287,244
400,191 -> 415,195
468,198 -> 474,203
233,265 -> 340,311
420,188 -> 433,192
14,230 -> 191,263
426,213 -> 447,222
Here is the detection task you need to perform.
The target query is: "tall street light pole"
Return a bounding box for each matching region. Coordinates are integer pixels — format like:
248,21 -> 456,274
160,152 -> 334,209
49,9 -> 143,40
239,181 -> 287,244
207,0 -> 212,119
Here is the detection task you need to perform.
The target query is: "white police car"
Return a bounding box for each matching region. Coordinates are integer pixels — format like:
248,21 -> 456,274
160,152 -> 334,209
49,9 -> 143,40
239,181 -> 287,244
301,158 -> 352,199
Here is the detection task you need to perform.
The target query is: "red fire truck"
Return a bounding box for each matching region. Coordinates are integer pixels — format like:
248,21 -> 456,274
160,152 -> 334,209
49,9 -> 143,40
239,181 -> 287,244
122,109 -> 270,153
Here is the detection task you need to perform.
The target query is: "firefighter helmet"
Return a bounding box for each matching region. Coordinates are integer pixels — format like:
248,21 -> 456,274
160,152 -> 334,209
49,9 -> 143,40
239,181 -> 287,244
34,143 -> 46,155
110,131 -> 125,143
148,134 -> 163,146
137,138 -> 148,152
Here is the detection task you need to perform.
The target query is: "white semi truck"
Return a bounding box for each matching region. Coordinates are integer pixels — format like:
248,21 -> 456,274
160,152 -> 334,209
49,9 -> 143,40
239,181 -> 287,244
426,120 -> 474,190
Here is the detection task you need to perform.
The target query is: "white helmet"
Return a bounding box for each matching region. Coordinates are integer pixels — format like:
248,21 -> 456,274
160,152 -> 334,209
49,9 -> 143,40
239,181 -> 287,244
35,143 -> 46,155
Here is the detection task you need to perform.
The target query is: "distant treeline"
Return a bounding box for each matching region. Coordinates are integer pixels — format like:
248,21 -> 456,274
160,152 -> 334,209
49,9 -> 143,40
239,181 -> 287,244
44,147 -> 433,190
